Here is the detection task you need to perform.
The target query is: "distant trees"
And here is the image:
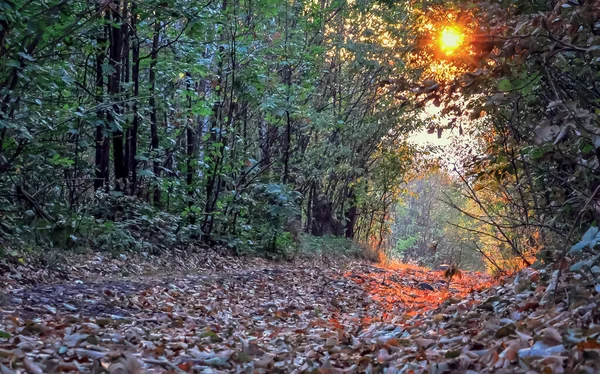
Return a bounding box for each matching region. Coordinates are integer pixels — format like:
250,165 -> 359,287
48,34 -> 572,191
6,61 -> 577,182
389,171 -> 487,271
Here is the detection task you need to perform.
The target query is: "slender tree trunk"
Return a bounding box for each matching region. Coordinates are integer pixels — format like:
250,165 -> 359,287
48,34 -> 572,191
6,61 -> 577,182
283,110 -> 291,184
69,118 -> 82,208
109,0 -> 126,190
186,72 -> 194,207
94,9 -> 108,190
282,1 -> 292,184
345,187 -> 357,238
123,0 -> 131,190
201,45 -> 225,241
365,209 -> 376,242
129,1 -> 139,196
149,19 -> 161,205
305,182 -> 314,233
377,200 -> 387,250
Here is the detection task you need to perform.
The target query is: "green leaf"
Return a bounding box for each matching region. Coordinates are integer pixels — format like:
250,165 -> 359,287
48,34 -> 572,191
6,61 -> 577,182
498,79 -> 512,91
0,331 -> 10,339
266,184 -> 282,194
569,260 -> 588,272
582,226 -> 599,242
17,52 -> 34,61
570,241 -> 587,254
582,143 -> 594,154
139,169 -> 155,178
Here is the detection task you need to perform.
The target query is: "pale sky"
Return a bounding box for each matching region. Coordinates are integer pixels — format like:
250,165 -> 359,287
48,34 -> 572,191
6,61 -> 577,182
408,102 -> 456,147
406,102 -> 474,169
408,128 -> 454,147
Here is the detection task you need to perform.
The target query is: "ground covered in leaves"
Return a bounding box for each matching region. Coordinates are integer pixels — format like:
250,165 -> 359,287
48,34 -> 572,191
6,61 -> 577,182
1,252 -> 599,373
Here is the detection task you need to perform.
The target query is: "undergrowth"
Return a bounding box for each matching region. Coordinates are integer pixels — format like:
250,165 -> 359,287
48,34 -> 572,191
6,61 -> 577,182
297,235 -> 379,262
0,192 -> 375,262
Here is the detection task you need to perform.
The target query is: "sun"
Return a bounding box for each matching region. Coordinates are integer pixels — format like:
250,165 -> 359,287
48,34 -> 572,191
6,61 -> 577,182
439,26 -> 464,55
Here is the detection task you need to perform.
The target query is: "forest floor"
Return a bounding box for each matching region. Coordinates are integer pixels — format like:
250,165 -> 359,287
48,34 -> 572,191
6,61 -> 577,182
0,250 -> 599,373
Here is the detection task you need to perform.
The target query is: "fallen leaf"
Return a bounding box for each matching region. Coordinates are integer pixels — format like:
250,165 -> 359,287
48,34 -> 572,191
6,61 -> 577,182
75,348 -> 108,360
415,338 -> 435,348
23,358 -> 43,374
541,327 -> 562,346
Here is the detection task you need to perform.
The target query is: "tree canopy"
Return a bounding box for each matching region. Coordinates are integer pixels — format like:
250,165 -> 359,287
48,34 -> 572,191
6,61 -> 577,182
0,0 -> 599,273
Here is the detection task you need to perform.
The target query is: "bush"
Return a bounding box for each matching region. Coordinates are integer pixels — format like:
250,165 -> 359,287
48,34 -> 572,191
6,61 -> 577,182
297,235 -> 374,260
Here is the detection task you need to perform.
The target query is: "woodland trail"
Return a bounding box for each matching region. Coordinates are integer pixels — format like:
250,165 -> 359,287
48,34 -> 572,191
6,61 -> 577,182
0,255 -> 492,373
1,256 -> 598,373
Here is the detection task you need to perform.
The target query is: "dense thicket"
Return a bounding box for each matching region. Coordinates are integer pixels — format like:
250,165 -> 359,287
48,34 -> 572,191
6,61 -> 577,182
0,0 -> 420,255
403,0 -> 600,270
466,0 -> 599,264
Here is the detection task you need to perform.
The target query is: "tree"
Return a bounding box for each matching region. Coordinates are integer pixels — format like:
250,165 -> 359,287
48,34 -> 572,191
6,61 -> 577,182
0,0 -> 421,254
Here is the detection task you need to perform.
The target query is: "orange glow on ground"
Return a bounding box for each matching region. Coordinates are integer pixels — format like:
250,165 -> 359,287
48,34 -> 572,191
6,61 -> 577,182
343,260 -> 494,322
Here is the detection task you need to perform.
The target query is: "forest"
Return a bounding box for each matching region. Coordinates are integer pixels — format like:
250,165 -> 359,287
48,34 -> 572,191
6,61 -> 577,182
0,0 -> 599,372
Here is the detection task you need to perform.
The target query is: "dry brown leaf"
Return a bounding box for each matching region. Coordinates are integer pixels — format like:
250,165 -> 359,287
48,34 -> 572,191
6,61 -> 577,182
254,353 -> 275,369
541,327 -> 562,346
22,358 -> 43,374
109,355 -> 144,374
318,369 -> 344,374
415,338 -> 435,348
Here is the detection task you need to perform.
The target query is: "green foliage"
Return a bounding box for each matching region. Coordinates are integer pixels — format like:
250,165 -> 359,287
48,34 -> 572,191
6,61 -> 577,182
0,0 -> 418,257
225,183 -> 302,256
298,235 -> 364,258
395,236 -> 418,255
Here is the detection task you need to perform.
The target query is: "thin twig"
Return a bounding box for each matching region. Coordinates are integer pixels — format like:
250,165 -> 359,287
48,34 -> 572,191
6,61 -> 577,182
553,184 -> 600,301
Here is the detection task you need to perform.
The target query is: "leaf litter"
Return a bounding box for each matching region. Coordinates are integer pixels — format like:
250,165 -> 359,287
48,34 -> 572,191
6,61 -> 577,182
1,253 -> 599,373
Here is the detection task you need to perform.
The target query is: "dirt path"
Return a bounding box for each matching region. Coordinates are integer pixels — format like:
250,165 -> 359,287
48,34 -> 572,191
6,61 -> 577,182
2,259 -> 488,373
3,265 -> 370,323
9,258 -> 595,374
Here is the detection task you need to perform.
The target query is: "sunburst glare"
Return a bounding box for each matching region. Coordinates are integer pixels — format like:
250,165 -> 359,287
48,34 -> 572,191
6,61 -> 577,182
439,26 -> 464,55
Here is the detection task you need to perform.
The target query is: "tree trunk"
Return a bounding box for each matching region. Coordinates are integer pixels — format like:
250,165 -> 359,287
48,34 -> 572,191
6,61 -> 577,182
305,182 -> 314,233
108,0 -> 126,190
129,1 -> 139,196
186,72 -> 194,207
201,44 -> 225,241
345,188 -> 357,238
149,19 -> 161,205
94,8 -> 108,191
123,0 -> 131,190
283,110 -> 291,184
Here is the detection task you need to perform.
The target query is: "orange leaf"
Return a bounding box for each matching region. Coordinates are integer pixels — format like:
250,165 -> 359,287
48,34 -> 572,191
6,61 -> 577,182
577,339 -> 600,350
178,362 -> 193,371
